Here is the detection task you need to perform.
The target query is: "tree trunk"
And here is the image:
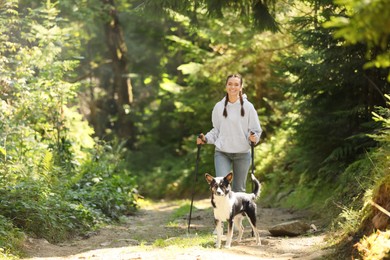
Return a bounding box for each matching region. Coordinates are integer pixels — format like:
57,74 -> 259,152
102,0 -> 135,143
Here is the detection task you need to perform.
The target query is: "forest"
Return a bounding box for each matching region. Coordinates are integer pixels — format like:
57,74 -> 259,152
0,0 -> 389,259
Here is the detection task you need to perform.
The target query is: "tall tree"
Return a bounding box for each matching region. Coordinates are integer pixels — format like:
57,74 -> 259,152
101,0 -> 134,140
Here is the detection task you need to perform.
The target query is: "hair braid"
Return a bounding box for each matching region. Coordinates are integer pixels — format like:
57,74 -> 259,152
239,91 -> 245,117
223,93 -> 229,117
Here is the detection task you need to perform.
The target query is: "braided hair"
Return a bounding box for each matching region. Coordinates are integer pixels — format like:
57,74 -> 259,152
223,74 -> 245,118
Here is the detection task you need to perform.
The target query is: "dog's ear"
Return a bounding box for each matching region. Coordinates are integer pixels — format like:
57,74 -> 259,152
205,173 -> 214,184
225,172 -> 233,183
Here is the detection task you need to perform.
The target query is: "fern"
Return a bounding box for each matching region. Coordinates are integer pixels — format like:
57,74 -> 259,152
41,150 -> 53,173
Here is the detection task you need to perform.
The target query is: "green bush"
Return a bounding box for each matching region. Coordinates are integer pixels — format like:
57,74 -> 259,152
0,215 -> 24,257
0,179 -> 97,243
67,142 -> 139,219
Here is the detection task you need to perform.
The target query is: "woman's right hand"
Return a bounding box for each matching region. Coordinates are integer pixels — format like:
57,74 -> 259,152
197,133 -> 206,145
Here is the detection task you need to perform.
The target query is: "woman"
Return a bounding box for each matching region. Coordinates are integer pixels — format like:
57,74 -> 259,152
197,74 -> 262,192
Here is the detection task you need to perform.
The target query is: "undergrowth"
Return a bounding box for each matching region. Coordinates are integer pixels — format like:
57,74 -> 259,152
0,141 -> 139,256
328,98 -> 390,259
0,216 -> 24,258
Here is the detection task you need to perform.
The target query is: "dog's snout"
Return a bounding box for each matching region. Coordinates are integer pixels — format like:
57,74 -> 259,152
216,187 -> 224,196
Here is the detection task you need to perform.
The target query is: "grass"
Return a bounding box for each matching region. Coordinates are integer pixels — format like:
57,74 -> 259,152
0,249 -> 18,260
151,199 -> 215,248
153,233 -> 214,248
169,202 -> 193,220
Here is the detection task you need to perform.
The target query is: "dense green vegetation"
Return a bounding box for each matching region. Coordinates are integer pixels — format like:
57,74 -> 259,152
0,0 -> 389,259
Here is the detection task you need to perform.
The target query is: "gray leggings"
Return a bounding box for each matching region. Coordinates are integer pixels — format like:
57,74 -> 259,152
214,150 -> 251,192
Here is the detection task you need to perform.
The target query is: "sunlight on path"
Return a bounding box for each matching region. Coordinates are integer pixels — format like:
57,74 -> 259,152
25,246 -> 290,260
22,199 -> 331,260
24,244 -> 325,260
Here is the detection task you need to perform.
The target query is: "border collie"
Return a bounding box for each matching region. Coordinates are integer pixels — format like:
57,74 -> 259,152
205,172 -> 261,248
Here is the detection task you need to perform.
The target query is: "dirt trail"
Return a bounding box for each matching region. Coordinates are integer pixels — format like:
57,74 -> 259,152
22,199 -> 332,260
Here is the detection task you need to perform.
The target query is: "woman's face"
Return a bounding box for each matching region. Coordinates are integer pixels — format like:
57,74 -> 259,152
226,77 -> 242,97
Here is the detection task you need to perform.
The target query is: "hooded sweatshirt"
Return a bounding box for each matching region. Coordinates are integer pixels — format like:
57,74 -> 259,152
205,95 -> 262,153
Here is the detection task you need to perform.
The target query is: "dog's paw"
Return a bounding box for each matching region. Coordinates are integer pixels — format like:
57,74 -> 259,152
224,245 -> 231,249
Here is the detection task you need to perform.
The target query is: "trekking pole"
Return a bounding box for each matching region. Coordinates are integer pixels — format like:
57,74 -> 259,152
187,134 -> 202,233
250,131 -> 255,237
250,132 -> 255,191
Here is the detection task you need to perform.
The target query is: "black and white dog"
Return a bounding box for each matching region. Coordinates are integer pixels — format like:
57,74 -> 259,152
205,172 -> 261,248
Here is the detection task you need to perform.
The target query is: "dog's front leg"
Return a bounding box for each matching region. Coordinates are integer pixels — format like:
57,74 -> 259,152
215,219 -> 223,248
225,219 -> 234,248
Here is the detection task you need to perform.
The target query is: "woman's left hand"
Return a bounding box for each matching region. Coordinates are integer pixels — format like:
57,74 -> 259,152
249,132 -> 257,143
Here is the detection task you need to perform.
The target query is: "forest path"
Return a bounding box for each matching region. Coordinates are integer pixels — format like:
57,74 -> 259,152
22,199 -> 333,260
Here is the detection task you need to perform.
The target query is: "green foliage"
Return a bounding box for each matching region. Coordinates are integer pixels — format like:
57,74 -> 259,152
261,0 -> 388,211
0,1 -> 86,171
0,1 -> 139,255
68,141 -> 139,219
143,0 -> 279,32
326,96 -> 390,259
324,0 -> 390,81
0,215 -> 24,257
0,167 -> 98,242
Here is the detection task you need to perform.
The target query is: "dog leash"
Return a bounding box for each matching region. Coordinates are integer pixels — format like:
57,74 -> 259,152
187,134 -> 202,233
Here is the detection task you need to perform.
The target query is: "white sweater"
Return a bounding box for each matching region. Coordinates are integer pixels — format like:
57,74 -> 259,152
205,96 -> 262,153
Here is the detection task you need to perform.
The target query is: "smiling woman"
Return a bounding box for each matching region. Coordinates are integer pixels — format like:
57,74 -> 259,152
224,74 -> 244,116
226,75 -> 242,102
197,74 -> 262,193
